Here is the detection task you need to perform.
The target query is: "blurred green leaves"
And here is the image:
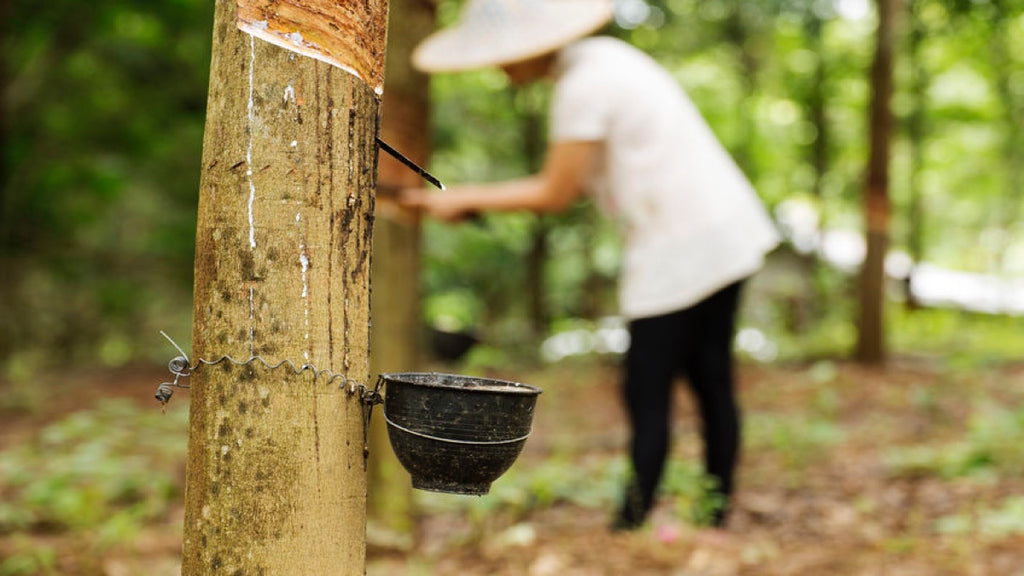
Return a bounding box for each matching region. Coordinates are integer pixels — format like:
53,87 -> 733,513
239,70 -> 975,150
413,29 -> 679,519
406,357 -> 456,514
1,0 -> 212,368
421,0 -> 1024,362
2,0 -> 1024,369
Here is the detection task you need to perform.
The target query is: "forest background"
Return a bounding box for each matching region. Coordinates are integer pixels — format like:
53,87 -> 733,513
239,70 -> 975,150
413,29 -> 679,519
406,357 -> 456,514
2,0 -> 1024,574
4,0 -> 1024,369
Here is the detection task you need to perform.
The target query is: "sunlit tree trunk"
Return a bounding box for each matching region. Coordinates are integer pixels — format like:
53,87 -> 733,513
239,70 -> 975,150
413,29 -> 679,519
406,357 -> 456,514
182,0 -> 385,573
855,0 -> 897,364
367,0 -> 434,545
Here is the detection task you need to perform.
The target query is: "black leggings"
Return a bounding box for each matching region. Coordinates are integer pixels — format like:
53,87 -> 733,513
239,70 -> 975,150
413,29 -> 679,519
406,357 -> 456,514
618,280 -> 743,528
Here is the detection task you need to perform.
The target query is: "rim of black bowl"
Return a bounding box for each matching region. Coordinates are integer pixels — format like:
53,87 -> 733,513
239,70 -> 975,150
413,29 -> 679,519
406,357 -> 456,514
380,372 -> 542,395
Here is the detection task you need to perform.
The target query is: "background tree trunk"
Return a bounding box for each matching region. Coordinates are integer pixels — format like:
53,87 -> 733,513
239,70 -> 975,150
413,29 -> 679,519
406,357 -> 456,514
805,15 -> 828,204
723,2 -> 761,172
0,0 -> 10,360
182,0 -> 384,573
989,0 -> 1023,275
522,101 -> 549,340
0,0 -> 9,242
855,0 -> 896,364
367,0 -> 435,545
792,10 -> 830,334
905,0 -> 928,310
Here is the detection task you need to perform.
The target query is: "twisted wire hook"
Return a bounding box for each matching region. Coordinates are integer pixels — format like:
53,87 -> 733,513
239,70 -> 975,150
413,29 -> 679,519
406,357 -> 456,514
151,332 -> 387,466
152,331 -> 379,407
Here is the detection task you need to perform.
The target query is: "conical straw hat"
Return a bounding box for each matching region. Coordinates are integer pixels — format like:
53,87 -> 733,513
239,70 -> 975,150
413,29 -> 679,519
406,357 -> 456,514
412,0 -> 613,73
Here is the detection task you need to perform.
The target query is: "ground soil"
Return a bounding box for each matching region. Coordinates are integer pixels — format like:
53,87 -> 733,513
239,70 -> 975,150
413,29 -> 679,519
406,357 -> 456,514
3,358 -> 1023,575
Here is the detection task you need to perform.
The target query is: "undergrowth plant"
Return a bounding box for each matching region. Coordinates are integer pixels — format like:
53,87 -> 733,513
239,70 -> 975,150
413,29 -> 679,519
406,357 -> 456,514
659,460 -> 727,527
416,454 -> 726,529
884,399 -> 1024,479
416,456 -> 625,524
0,398 -> 188,570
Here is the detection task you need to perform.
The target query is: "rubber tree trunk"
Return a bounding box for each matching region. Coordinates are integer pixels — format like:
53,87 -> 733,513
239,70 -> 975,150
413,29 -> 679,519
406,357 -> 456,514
367,0 -> 434,544
182,0 -> 385,573
855,0 -> 896,364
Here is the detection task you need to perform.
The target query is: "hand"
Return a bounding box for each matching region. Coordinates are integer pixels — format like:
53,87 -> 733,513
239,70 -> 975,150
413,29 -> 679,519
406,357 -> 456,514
400,187 -> 479,223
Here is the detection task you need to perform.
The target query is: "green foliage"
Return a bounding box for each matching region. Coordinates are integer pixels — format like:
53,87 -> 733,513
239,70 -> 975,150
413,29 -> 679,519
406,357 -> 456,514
745,288 -> 1024,366
1,0 -> 212,366
0,400 -> 188,548
888,306 -> 1024,368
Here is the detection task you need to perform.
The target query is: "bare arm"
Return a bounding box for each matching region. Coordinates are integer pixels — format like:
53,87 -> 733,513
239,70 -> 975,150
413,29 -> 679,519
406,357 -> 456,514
402,140 -> 599,222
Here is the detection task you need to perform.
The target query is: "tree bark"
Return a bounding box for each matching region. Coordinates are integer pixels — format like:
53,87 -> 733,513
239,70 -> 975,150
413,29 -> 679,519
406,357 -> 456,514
366,0 -> 435,540
855,0 -> 896,364
182,0 -> 385,573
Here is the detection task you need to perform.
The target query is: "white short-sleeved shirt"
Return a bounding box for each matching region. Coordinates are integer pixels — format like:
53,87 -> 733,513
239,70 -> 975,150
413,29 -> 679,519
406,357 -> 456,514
551,37 -> 780,319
